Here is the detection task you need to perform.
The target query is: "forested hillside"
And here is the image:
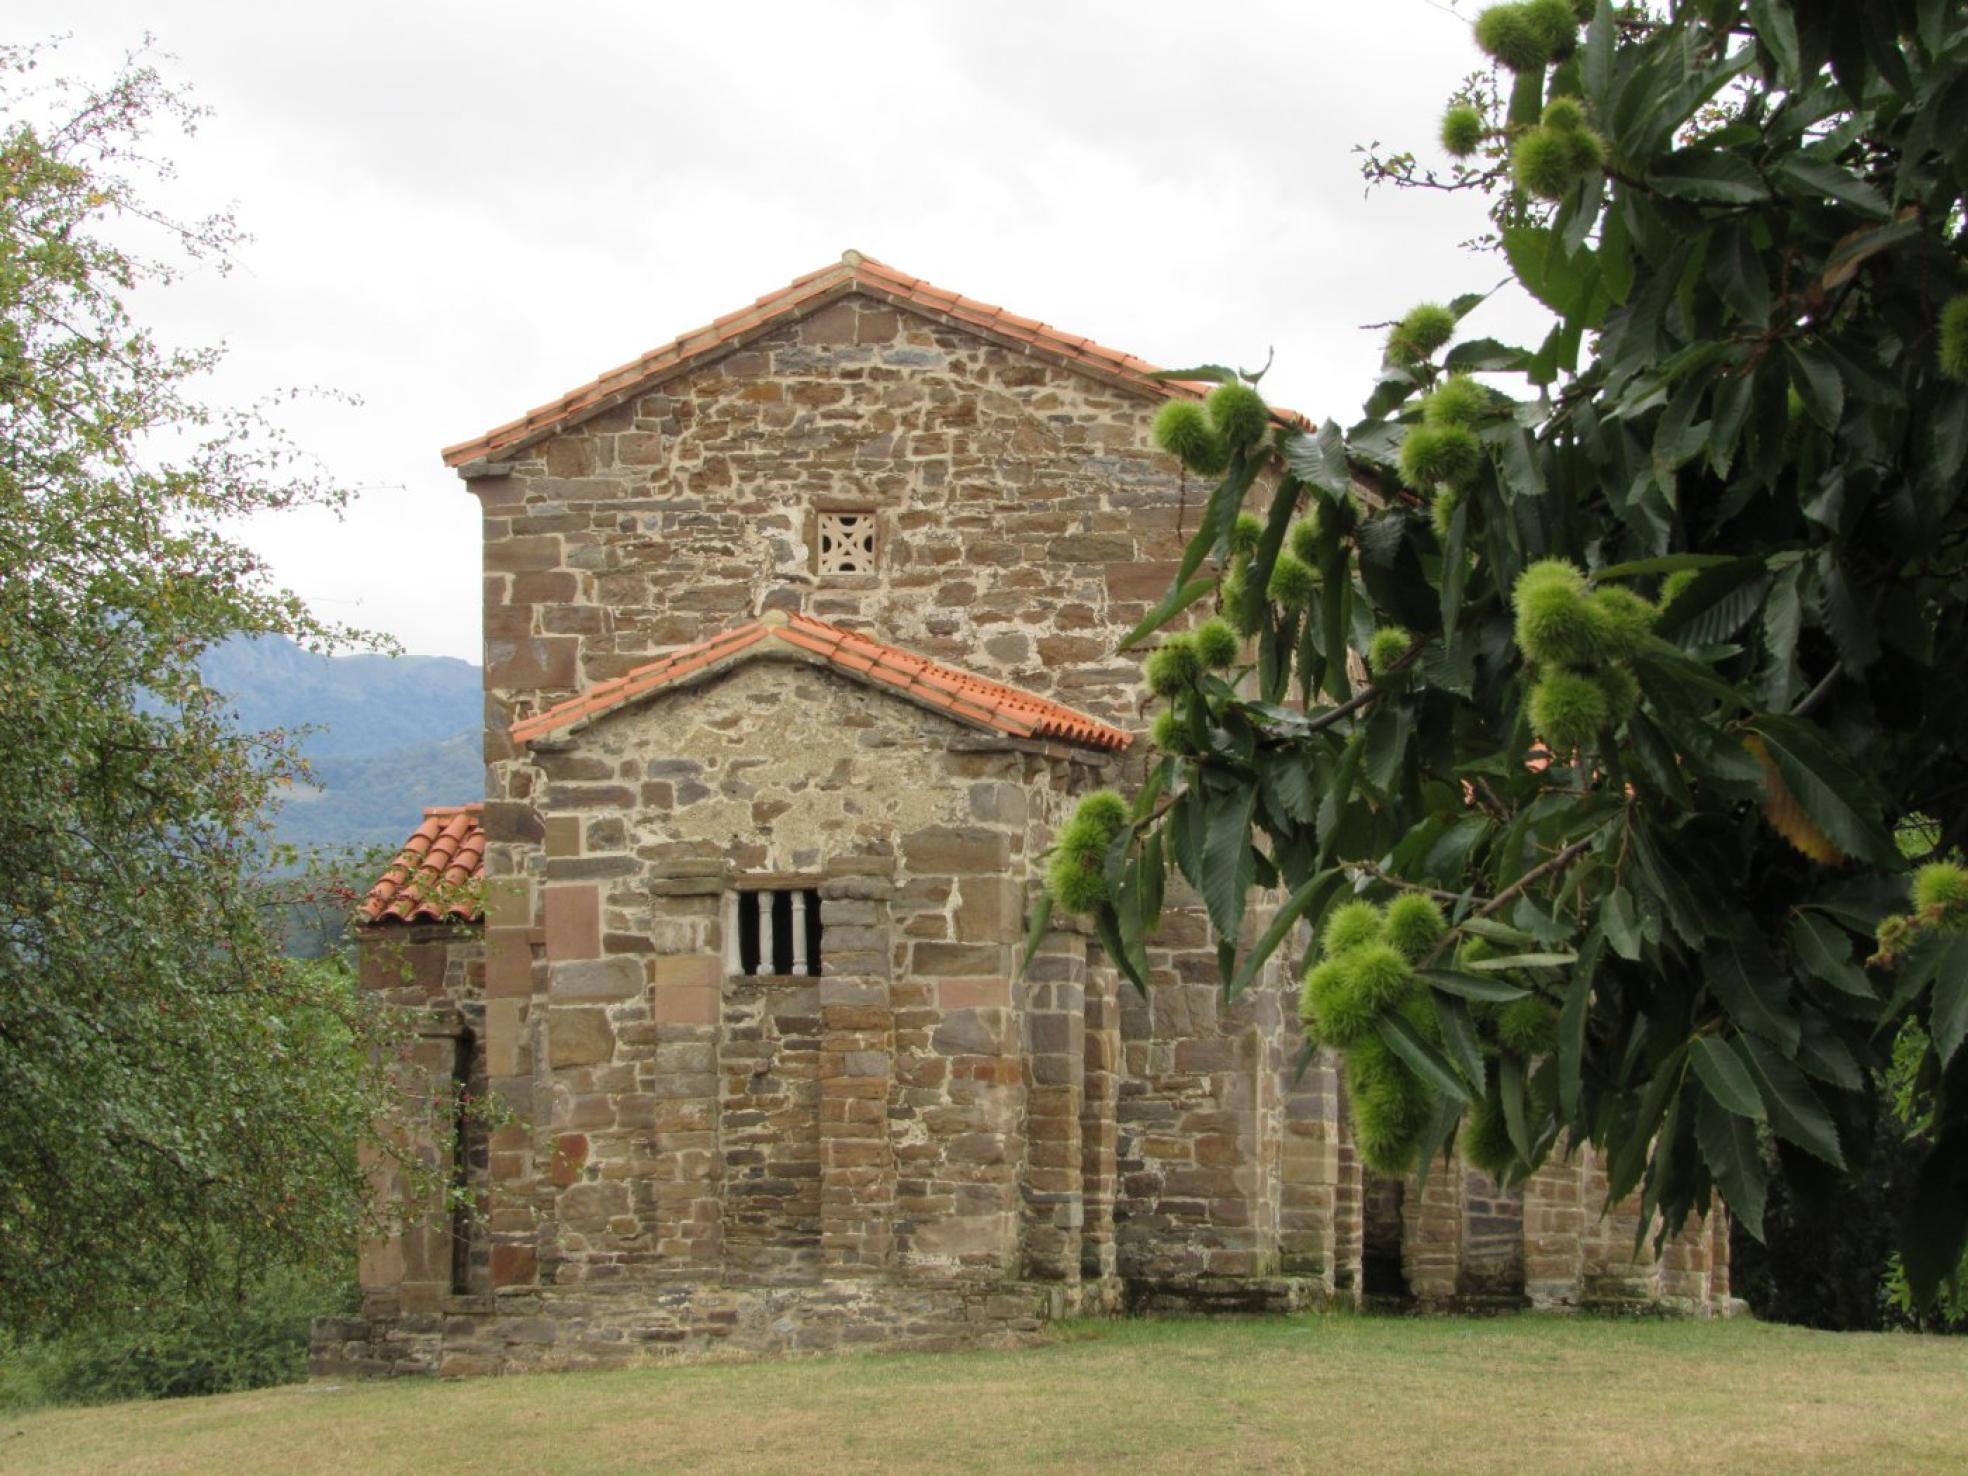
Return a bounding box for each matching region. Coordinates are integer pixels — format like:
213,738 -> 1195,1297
198,636 -> 481,852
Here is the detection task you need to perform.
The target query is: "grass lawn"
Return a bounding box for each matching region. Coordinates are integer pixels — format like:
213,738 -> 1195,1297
4,1314 -> 1966,1474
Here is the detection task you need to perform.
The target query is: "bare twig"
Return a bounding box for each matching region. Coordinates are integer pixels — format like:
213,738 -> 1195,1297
1471,832 -> 1598,924
1353,860 -> 1483,907
1302,646 -> 1422,735
1790,665 -> 1840,719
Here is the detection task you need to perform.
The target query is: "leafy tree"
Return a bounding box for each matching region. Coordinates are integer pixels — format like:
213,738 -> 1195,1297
0,44 -> 426,1338
1042,0 -> 1968,1303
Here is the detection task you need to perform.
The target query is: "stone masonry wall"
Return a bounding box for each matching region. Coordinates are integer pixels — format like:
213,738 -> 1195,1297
469,289 -> 1217,741
312,926 -> 487,1377
343,651 -> 1152,1376
322,282 -> 1739,1380
464,289 -> 1295,1329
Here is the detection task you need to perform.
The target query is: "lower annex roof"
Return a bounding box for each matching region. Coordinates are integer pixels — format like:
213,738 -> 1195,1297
509,610 -> 1134,754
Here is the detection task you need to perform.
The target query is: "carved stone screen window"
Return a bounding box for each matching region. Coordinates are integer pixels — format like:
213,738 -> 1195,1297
816,512 -> 877,576
725,887 -> 822,976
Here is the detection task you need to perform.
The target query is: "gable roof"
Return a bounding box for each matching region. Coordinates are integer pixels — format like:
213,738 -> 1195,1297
442,251 -> 1225,469
359,805 -> 485,927
509,610 -> 1133,753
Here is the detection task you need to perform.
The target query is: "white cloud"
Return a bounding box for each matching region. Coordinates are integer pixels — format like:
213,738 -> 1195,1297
26,0 -> 1549,660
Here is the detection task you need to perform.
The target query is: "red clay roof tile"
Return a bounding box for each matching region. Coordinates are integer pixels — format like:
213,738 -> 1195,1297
441,251 -> 1302,468
359,805 -> 486,927
509,611 -> 1133,753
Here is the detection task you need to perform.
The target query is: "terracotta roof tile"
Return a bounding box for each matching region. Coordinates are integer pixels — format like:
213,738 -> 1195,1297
359,805 -> 485,927
441,250 -> 1304,468
510,611 -> 1133,754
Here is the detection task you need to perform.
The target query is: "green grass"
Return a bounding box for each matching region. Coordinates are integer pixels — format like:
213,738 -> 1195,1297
6,1315 -> 1967,1474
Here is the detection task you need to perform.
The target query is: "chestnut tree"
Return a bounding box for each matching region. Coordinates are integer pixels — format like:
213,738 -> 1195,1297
1042,0 -> 1968,1302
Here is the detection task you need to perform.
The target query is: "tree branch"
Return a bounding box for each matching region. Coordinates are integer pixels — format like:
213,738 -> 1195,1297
1790,665 -> 1840,719
1471,832 -> 1598,924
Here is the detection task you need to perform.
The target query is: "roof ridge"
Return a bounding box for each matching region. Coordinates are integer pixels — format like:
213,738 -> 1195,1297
440,252 -> 1278,468
510,613 -> 1132,753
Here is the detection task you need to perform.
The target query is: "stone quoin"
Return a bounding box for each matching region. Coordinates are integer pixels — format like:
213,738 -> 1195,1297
316,253 -> 1729,1380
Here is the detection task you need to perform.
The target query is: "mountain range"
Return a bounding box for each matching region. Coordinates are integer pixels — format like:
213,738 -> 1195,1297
197,635 -> 483,855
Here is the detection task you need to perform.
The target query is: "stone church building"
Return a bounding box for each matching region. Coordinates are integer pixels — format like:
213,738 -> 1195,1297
315,254 -> 1729,1379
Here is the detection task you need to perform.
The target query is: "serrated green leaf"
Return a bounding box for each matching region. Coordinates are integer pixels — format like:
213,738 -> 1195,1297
1444,338 -> 1530,374
1362,702 -> 1413,794
1093,902 -> 1149,996
1228,868 -> 1339,1001
1750,0 -> 1801,87
1595,553 -> 1741,581
1199,773 -> 1256,944
1458,916 -> 1542,949
1795,1018 -> 1863,1091
1608,1045 -> 1688,1205
1435,994 -> 1486,1090
1690,1036 -> 1766,1120
1117,577 -> 1217,653
1648,149 -> 1769,203
1315,737 -> 1364,868
1655,558 -> 1768,642
1742,1033 -> 1845,1168
1145,365 -> 1237,385
1924,933 -> 1968,1066
1418,968 -> 1531,1004
1464,952 -> 1577,970
1746,715 -> 1900,867
1318,544 -> 1352,703
1789,911 -> 1874,1000
1177,455 -> 1263,590
1696,1088 -> 1768,1239
1239,473 -> 1306,639
1504,226 -> 1594,317
1283,419 -> 1352,498
1558,960 -> 1590,1119
1378,1012 -> 1474,1103
1016,889 -> 1054,981
1412,1094 -> 1467,1196
1772,154 -> 1889,218
1902,1125 -> 1968,1306
1258,750 -> 1316,828
1704,937 -> 1801,1054
1785,342 -> 1844,432
1707,222 -> 1771,326
1602,888 -> 1642,962
1500,1052 -> 1532,1162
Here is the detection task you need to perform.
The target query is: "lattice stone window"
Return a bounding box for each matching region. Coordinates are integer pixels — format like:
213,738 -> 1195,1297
816,511 -> 877,576
725,887 -> 822,977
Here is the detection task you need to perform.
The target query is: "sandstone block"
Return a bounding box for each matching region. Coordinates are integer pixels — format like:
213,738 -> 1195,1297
902,826 -> 1010,875
487,636 -> 578,692
484,535 -> 563,573
544,885 -> 602,962
555,956 -> 642,1001
549,1008 -> 614,1068
653,954 -> 721,989
936,977 -> 1009,1010
543,815 -> 582,859
912,942 -> 1000,976
489,1244 -> 537,1287
483,878 -> 533,931
652,983 -> 719,1026
484,930 -> 535,1000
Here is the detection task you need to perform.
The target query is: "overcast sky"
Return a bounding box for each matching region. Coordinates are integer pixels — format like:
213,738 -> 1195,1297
33,1 -> 1546,662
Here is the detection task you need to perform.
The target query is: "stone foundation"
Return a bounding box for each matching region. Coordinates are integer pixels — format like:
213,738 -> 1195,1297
313,1281 -> 1067,1380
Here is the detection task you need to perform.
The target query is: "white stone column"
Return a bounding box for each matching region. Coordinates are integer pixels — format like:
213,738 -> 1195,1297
790,889 -> 810,976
